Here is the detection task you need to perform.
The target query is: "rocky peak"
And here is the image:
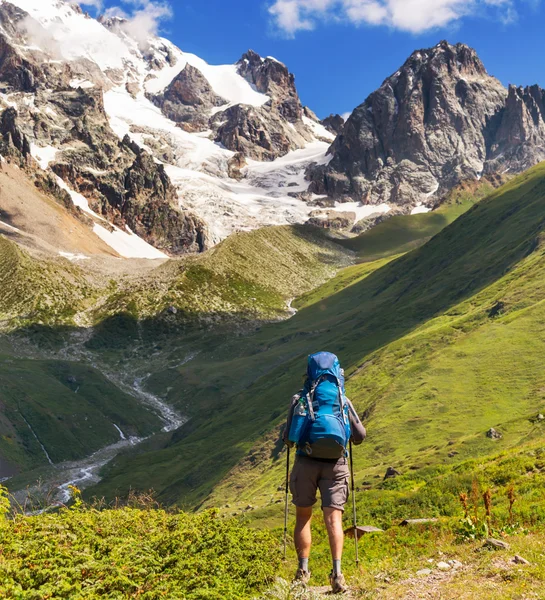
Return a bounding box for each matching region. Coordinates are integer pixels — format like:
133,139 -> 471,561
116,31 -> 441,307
165,64 -> 225,108
237,49 -> 302,122
309,41 -> 508,207
321,114 -> 345,136
150,63 -> 226,132
399,41 -> 488,81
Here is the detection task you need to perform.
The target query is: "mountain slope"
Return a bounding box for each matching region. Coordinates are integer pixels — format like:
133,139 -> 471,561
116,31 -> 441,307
0,353 -> 162,478
86,162 -> 545,508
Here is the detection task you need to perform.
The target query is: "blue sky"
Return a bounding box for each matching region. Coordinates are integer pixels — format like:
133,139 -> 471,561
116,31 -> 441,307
84,0 -> 545,118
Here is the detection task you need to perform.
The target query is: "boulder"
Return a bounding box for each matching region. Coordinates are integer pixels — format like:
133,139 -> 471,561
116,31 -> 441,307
384,466 -> 401,480
344,525 -> 384,539
401,518 -> 439,526
484,538 -> 510,550
486,428 -> 503,440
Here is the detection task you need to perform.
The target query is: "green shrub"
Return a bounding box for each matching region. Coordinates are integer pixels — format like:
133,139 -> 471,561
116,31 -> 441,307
0,503 -> 280,599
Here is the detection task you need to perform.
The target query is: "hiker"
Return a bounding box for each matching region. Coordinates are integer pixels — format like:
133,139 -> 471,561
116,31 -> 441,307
283,351 -> 366,594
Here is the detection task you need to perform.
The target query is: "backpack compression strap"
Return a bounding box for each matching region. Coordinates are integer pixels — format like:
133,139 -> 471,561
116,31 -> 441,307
307,374 -> 346,419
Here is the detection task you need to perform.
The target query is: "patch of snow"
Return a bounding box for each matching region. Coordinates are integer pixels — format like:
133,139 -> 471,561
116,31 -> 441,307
70,79 -> 94,89
424,181 -> 440,198
30,143 -> 57,170
59,251 -> 90,261
411,204 -> 431,215
92,223 -> 168,260
55,176 -> 95,215
0,219 -> 21,232
302,115 -> 335,141
334,202 -> 391,222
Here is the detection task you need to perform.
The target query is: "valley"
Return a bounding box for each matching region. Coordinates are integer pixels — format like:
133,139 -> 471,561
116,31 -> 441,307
1,0 -> 545,597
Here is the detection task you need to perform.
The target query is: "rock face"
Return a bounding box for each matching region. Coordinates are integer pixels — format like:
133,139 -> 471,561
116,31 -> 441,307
321,114 -> 345,136
0,107 -> 30,159
310,41 -> 509,206
151,64 -> 226,132
486,84 -> 545,175
212,103 -> 309,162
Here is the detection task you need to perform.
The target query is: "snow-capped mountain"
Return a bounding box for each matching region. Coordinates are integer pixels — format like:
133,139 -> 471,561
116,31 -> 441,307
0,0 -> 346,258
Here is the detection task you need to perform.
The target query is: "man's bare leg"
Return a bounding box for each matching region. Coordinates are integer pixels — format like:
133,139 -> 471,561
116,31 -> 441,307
323,507 -> 344,561
294,506 -> 313,580
323,507 -> 348,592
294,505 -> 313,559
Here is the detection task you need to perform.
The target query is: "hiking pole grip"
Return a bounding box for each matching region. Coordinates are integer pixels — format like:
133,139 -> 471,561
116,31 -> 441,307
349,440 -> 359,567
283,445 -> 290,560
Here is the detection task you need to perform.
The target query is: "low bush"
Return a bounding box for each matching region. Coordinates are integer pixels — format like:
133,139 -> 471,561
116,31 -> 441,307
0,487 -> 280,599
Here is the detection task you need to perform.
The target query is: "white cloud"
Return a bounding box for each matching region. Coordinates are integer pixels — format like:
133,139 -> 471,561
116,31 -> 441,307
268,0 -> 537,36
93,0 -> 173,50
79,0 -> 104,9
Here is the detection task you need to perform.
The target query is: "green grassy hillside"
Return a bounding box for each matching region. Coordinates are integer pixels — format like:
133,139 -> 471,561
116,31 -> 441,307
96,225 -> 353,322
0,357 -> 162,475
0,236 -> 95,327
87,163 -> 545,514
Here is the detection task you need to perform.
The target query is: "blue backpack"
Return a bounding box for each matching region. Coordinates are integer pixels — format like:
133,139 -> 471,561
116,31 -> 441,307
288,352 -> 351,459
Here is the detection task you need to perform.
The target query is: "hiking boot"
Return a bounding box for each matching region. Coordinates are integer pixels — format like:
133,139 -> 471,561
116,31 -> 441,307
329,571 -> 348,594
294,568 -> 311,584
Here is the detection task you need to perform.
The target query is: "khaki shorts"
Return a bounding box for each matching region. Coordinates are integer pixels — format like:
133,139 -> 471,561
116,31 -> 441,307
290,455 -> 350,511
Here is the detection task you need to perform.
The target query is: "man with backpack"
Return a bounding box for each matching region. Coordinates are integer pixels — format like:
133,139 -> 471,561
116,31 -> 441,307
284,351 -> 366,594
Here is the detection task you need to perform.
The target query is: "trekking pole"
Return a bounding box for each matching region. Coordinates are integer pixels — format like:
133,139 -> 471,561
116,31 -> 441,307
283,445 -> 291,560
349,439 -> 360,567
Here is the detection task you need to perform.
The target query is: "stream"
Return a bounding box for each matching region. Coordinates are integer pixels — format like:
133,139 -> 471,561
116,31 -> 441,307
5,331 -> 192,508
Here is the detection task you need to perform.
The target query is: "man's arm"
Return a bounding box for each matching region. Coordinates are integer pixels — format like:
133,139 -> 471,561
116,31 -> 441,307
283,393 -> 302,446
346,399 -> 366,445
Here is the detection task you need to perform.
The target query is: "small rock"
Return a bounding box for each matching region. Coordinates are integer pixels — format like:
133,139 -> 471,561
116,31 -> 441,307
416,569 -> 432,577
344,525 -> 384,539
245,504 -> 254,511
448,451 -> 459,458
484,538 -> 510,550
427,559 -> 434,564
513,555 -> 530,566
537,414 -> 544,421
384,466 -> 401,480
167,306 -> 178,315
449,559 -> 463,569
486,428 -> 503,440
66,375 -> 77,384
401,518 -> 439,526
437,561 -> 451,571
